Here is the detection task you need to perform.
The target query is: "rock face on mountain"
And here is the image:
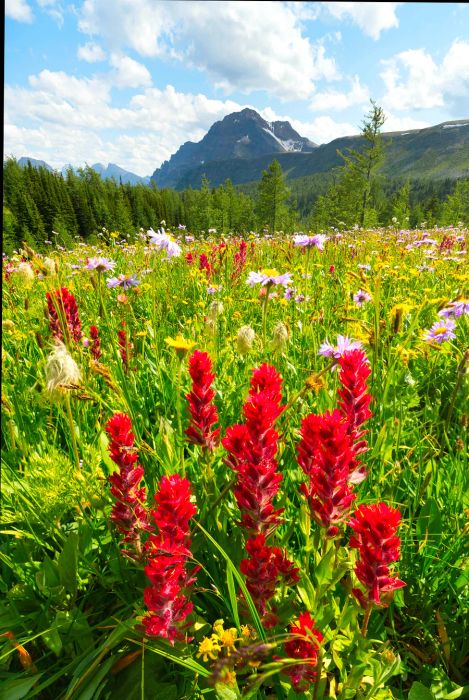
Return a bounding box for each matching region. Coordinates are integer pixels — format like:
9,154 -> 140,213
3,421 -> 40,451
152,108 -> 317,189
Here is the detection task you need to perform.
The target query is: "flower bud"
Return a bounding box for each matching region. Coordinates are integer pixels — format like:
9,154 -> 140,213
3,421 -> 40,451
236,325 -> 255,355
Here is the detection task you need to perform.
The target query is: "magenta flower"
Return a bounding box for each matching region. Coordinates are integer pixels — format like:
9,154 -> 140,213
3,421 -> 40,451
246,270 -> 292,287
293,234 -> 328,250
423,319 -> 457,344
353,290 -> 372,307
106,273 -> 140,289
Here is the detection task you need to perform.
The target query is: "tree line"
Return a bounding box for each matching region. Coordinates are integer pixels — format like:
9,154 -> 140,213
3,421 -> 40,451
3,103 -> 468,254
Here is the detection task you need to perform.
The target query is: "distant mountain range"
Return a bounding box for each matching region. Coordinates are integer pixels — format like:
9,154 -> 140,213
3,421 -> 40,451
151,110 -> 469,189
17,158 -> 150,186
16,109 -> 469,192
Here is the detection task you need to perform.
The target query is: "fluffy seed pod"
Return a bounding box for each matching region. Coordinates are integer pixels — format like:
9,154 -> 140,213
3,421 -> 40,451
208,301 -> 224,321
45,342 -> 82,396
271,322 -> 289,351
15,262 -> 35,288
237,325 -> 255,355
43,257 -> 57,276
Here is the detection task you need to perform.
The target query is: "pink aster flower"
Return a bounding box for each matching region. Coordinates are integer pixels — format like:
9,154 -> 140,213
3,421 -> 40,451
246,270 -> 292,287
318,335 -> 363,361
438,300 -> 469,318
85,257 -> 115,273
293,234 -> 328,250
423,319 -> 457,344
353,290 -> 372,307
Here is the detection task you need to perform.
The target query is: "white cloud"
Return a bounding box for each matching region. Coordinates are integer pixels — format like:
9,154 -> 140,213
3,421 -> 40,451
78,0 -> 339,99
5,0 -> 33,22
309,76 -> 369,111
109,54 -> 152,88
323,2 -> 401,40
37,0 -> 64,27
383,114 -> 430,132
259,107 -> 356,143
77,42 -> 106,63
381,40 -> 469,114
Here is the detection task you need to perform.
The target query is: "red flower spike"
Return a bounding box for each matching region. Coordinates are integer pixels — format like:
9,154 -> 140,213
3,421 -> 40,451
90,325 -> 102,360
297,409 -> 357,532
337,349 -> 373,484
185,350 -> 220,451
283,612 -> 323,693
46,287 -> 82,343
142,475 -> 198,643
105,413 -> 152,559
349,503 -> 406,608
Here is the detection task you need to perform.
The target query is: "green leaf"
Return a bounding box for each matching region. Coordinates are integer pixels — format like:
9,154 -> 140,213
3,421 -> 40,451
215,683 -> 241,700
408,682 -> 436,700
226,565 -> 241,632
0,675 -> 42,700
58,531 -> 79,597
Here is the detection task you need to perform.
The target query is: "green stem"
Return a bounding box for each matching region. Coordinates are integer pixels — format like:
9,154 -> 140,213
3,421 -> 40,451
361,604 -> 372,638
262,283 -> 272,346
64,392 -> 81,471
176,358 -> 185,474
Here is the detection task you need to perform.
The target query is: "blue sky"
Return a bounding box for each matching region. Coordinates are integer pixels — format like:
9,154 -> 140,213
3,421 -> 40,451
4,1 -> 469,176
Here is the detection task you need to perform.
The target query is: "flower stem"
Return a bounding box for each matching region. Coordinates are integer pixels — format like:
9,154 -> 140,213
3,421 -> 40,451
262,283 -> 272,346
176,358 -> 185,475
361,604 -> 372,637
65,392 -> 80,471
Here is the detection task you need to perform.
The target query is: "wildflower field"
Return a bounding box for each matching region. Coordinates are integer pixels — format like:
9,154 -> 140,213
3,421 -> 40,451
1,226 -> 468,700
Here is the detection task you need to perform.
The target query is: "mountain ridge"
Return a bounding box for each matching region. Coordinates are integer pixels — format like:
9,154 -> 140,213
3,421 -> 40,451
16,158 -> 150,186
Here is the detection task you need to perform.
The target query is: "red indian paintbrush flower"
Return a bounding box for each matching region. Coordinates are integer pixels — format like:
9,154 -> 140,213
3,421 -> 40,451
105,413 -> 152,559
283,612 -> 323,693
240,534 -> 299,627
297,409 -> 357,537
89,325 -> 102,360
46,287 -> 82,343
223,364 -> 298,624
349,502 -> 405,609
185,350 -> 220,451
337,349 -> 373,484
143,475 -> 198,643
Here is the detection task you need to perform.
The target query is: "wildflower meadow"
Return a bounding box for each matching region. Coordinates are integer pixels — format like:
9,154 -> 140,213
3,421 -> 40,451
1,225 -> 468,700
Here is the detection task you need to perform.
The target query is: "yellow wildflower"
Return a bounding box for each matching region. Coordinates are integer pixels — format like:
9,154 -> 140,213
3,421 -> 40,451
197,635 -> 221,662
220,628 -> 238,655
164,335 -> 196,357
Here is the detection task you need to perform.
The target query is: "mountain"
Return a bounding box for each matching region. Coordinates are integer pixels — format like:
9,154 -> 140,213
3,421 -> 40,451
152,107 -> 317,189
17,158 -> 150,185
151,112 -> 469,190
18,157 -> 54,171
90,163 -> 150,185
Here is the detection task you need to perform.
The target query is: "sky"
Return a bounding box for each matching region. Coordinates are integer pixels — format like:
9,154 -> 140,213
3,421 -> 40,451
4,1 -> 469,177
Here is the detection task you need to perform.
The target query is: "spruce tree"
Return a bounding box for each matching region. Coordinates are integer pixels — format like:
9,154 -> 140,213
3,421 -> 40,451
256,159 -> 290,234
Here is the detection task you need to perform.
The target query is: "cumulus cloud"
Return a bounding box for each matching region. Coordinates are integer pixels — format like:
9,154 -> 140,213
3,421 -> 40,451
109,54 -> 152,88
77,42 -> 106,63
78,0 -> 339,99
309,76 -> 369,111
323,2 -> 401,40
381,39 -> 469,114
5,0 -> 33,22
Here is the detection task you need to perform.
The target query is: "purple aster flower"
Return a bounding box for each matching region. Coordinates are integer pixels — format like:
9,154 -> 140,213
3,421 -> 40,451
293,233 -> 328,250
284,288 -> 295,300
106,273 -> 140,290
423,319 -> 457,344
318,334 -> 363,360
295,294 -> 306,303
438,300 -> 469,318
86,256 -> 116,273
353,289 -> 372,307
148,227 -> 181,258
246,269 -> 293,287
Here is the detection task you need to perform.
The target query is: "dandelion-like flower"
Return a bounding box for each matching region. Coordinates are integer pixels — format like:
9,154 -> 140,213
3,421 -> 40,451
236,325 -> 255,355
423,319 -> 457,344
349,502 -> 405,609
246,269 -> 292,288
45,342 -> 82,395
293,234 -> 328,250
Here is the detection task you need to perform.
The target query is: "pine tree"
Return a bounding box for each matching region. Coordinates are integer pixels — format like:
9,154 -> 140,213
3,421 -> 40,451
256,159 -> 291,234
